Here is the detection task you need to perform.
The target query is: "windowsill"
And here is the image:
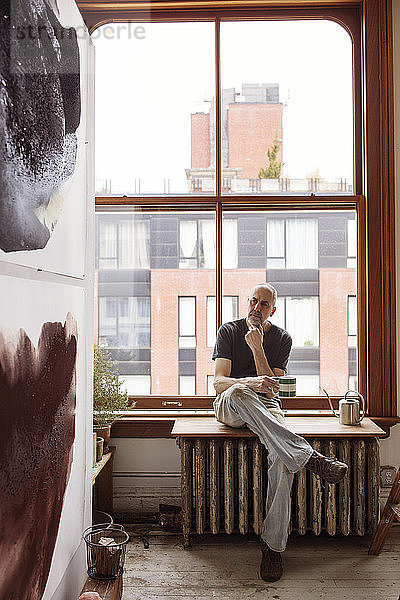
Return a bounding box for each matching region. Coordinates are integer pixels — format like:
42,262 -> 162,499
109,411 -> 400,438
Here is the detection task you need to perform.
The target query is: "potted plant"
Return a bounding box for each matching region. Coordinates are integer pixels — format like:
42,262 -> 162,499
93,346 -> 131,454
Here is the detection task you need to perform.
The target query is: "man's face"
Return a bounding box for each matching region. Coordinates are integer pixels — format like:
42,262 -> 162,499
247,286 -> 276,330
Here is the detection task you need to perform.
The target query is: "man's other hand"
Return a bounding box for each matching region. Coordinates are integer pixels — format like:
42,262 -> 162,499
247,375 -> 279,397
245,326 -> 263,352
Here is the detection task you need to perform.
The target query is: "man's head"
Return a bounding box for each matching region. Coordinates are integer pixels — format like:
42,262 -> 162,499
247,283 -> 277,331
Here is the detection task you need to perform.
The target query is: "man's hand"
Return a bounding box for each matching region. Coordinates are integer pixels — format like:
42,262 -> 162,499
245,326 -> 263,352
247,375 -> 279,397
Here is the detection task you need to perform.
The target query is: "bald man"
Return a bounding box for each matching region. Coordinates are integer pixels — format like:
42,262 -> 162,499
212,283 -> 347,582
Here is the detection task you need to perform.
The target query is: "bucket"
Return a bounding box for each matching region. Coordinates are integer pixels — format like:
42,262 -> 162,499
83,523 -> 129,580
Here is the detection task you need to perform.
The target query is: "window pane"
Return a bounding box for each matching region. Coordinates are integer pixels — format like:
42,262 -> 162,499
347,218 -> 357,268
267,220 -> 285,259
221,21 -> 353,195
120,375 -> 150,395
223,219 -> 238,268
296,375 -> 320,396
286,297 -> 319,347
98,214 -> 150,269
96,210 -> 215,395
94,23 -> 215,196
207,375 -> 215,396
286,219 -> 318,269
222,210 -> 357,395
179,297 -> 196,345
179,375 -> 196,395
119,220 -> 150,268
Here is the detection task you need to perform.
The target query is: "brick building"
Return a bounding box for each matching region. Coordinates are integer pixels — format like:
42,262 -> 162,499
187,83 -> 283,191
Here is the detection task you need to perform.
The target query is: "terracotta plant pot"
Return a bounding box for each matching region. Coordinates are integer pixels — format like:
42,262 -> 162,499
94,424 -> 111,453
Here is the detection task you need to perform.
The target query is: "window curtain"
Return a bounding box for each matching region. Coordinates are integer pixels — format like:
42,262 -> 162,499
286,297 -> 319,347
286,219 -> 318,268
99,221 -> 117,266
199,220 -> 215,268
180,221 -> 197,258
267,219 -> 285,257
119,220 -> 149,268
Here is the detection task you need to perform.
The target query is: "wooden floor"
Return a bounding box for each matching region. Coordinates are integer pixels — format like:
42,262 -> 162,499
122,529 -> 400,600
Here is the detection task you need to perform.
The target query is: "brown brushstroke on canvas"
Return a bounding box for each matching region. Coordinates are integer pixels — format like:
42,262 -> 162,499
0,315 -> 77,600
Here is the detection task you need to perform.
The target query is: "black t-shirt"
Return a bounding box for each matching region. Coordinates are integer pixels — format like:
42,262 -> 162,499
212,318 -> 292,379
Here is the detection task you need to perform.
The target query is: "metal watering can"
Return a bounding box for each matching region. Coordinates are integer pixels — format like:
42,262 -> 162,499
323,389 -> 365,425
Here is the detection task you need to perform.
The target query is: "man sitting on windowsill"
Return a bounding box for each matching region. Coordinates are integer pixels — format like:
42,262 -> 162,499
212,282 -> 348,582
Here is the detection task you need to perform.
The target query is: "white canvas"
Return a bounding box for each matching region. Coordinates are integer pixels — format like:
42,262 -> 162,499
0,274 -> 88,600
0,0 -> 92,278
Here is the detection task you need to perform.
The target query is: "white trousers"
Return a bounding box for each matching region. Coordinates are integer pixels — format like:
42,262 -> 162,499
213,383 -> 314,552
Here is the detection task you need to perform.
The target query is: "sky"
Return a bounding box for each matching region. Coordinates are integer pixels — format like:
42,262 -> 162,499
94,19 -> 353,189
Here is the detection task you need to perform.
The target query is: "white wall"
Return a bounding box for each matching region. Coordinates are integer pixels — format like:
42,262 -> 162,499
0,1 -> 95,598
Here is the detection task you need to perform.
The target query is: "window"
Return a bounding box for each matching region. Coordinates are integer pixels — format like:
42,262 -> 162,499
97,215 -> 150,269
348,296 -> 357,347
179,375 -> 196,395
179,218 -> 238,269
90,3 -> 397,420
179,297 -> 196,348
347,219 -> 357,269
207,375 -> 215,396
267,219 -> 318,269
120,375 -> 151,395
99,297 -> 150,348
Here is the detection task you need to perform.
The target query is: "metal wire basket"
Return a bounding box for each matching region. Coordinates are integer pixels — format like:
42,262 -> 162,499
83,523 -> 129,580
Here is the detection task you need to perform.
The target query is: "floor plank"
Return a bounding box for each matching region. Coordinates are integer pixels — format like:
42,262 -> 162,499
121,530 -> 400,599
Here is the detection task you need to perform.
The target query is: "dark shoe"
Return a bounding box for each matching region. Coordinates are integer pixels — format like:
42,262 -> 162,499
260,541 -> 283,582
305,450 -> 348,484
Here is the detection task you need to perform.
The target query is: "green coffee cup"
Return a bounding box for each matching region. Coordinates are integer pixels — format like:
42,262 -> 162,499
278,376 -> 296,397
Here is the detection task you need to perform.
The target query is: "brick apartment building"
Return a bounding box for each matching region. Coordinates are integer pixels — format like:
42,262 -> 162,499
187,83 -> 283,192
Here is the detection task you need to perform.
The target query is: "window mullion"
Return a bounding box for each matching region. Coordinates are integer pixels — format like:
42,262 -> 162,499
215,17 -> 223,335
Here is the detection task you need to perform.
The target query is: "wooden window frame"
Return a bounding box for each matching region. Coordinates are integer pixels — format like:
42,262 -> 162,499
84,0 -> 398,426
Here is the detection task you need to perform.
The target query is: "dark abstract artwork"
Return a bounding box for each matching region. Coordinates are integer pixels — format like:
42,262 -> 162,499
0,316 -> 77,600
0,0 -> 81,252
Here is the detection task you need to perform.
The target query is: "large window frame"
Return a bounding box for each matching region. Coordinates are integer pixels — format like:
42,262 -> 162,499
83,0 -> 397,425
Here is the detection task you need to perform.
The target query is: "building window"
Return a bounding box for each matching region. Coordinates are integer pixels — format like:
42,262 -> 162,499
207,296 -> 239,347
296,375 -> 320,396
179,297 -> 196,348
270,297 -> 319,347
98,215 -> 150,269
348,295 -> 357,347
347,219 -> 357,268
207,375 -> 215,396
286,297 -> 319,347
179,218 -> 237,269
120,375 -> 151,395
267,218 -> 318,269
179,375 -> 196,395
99,297 -> 150,348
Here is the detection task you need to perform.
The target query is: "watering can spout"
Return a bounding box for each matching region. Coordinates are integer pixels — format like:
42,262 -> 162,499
322,388 -> 339,418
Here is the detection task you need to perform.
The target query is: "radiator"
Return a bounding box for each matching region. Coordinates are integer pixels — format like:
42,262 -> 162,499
179,437 -> 380,547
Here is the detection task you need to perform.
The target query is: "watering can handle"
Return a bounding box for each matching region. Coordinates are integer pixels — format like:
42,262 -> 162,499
344,389 -> 365,423
322,388 -> 339,418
